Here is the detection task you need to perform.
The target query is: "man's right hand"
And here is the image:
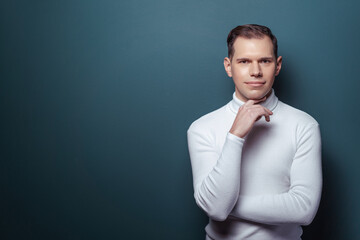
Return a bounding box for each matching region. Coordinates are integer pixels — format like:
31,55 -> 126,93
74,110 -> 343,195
229,97 -> 273,138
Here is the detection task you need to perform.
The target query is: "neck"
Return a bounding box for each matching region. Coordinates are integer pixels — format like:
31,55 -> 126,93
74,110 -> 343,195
230,89 -> 279,114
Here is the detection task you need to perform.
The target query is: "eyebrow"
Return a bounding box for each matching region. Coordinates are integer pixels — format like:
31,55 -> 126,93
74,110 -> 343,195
259,57 -> 274,61
235,58 -> 250,62
235,57 -> 274,61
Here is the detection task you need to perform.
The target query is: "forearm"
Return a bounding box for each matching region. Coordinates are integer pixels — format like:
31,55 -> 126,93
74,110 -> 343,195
230,185 -> 322,225
189,131 -> 244,221
230,124 -> 322,225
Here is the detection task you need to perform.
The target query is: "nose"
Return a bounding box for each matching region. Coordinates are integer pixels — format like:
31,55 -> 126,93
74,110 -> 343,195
250,62 -> 262,77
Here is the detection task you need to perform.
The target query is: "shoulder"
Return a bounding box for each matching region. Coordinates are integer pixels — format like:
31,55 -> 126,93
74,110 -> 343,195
276,101 -> 321,147
277,101 -> 319,127
187,104 -> 229,135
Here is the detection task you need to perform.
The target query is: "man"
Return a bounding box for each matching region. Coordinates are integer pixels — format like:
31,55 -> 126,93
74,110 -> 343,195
187,24 -> 322,239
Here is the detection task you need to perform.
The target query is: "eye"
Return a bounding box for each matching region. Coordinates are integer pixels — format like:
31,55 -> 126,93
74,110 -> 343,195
260,59 -> 271,64
238,60 -> 249,64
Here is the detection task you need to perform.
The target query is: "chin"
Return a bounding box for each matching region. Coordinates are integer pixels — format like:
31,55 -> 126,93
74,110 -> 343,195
235,88 -> 272,102
246,93 -> 266,100
247,89 -> 271,100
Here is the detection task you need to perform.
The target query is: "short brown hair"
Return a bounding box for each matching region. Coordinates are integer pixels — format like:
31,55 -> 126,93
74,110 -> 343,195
227,24 -> 278,59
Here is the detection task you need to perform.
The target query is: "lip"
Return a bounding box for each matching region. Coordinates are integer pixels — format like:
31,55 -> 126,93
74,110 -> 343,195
245,81 -> 265,87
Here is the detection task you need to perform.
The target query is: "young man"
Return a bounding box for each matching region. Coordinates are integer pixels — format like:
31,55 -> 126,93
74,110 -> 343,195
187,24 -> 322,239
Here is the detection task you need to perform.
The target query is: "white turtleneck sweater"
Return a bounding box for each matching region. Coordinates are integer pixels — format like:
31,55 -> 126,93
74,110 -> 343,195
187,91 -> 322,240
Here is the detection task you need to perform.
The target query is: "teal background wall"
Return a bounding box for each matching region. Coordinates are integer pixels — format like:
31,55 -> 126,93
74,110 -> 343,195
1,0 -> 359,239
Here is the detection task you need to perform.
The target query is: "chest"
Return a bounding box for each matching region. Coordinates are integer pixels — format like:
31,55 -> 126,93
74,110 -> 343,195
220,120 -> 296,194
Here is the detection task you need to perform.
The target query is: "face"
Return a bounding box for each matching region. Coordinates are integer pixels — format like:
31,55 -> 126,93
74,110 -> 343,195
224,36 -> 282,102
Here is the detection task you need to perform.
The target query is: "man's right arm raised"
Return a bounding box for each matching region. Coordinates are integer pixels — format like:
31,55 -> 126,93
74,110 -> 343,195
187,98 -> 272,221
187,126 -> 244,221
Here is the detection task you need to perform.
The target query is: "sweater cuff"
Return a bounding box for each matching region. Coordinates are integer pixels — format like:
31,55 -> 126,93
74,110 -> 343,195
226,132 -> 245,144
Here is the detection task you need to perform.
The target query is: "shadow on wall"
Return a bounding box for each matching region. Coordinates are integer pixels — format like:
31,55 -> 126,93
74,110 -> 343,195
272,59 -> 296,104
302,152 -> 340,240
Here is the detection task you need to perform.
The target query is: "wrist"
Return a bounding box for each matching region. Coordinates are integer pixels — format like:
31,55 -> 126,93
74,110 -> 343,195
229,128 -> 246,138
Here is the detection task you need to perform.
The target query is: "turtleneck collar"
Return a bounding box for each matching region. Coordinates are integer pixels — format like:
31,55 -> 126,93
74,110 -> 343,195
229,89 -> 279,114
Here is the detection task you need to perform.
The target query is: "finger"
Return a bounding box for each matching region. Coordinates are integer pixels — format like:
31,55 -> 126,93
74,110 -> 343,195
252,96 -> 267,104
251,108 -> 270,121
252,105 -> 273,115
246,105 -> 273,116
260,109 -> 272,122
244,97 -> 267,108
244,100 -> 255,106
244,97 -> 266,106
260,108 -> 271,117
263,107 -> 273,115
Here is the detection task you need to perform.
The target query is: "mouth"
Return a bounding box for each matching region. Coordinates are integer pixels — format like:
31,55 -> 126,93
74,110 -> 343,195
245,81 -> 266,87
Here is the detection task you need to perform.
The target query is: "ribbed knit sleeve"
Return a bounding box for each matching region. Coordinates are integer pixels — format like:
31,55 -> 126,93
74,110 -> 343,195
187,128 -> 244,221
230,124 -> 322,225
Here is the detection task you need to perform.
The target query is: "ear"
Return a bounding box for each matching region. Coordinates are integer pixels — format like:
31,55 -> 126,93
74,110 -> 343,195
224,57 -> 232,77
275,56 -> 282,76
